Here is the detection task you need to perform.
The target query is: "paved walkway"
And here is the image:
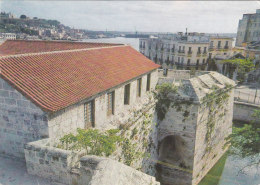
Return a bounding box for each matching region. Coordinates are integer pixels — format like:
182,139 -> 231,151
0,155 -> 58,185
235,84 -> 260,105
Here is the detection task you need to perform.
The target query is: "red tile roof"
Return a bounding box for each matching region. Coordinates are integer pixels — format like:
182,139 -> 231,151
0,40 -> 122,56
0,45 -> 160,112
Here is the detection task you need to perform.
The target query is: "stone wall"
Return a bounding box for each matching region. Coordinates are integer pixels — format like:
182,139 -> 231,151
24,138 -> 84,185
155,71 -> 235,185
233,101 -> 260,123
24,139 -> 160,185
80,156 -> 160,185
52,100 -> 158,177
192,89 -> 234,185
0,77 -> 48,159
156,97 -> 198,185
110,102 -> 158,176
158,69 -> 209,81
47,70 -> 158,142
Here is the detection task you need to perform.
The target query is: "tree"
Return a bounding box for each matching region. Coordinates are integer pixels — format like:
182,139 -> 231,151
221,58 -> 255,83
225,109 -> 260,172
20,14 -> 27,19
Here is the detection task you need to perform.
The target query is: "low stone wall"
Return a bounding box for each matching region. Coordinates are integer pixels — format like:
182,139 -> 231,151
24,139 -> 160,185
80,156 -> 160,185
158,69 -> 209,81
233,101 -> 260,123
24,139 -> 84,185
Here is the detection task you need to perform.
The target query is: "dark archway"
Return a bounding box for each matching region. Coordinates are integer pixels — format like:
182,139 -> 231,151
156,135 -> 191,185
158,135 -> 186,167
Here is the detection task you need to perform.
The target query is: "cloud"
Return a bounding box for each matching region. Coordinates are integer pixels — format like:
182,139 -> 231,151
1,1 -> 259,33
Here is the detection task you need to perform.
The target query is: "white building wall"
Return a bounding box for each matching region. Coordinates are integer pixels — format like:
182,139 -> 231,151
47,70 -> 158,141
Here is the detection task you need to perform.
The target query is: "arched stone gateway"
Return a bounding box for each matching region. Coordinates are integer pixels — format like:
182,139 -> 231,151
156,135 -> 192,185
158,135 -> 186,167
155,71 -> 235,185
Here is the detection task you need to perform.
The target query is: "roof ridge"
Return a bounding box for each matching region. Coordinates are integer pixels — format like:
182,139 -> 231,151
4,39 -> 124,45
0,44 -> 128,59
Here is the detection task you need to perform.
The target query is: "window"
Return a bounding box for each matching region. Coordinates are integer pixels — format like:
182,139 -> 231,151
196,59 -> 199,65
124,84 -> 130,105
188,47 -> 192,53
203,47 -> 207,53
198,47 -> 201,53
226,41 -> 229,45
218,41 -> 221,48
187,59 -> 191,65
202,59 -> 205,64
210,41 -> 213,47
146,73 -> 151,91
137,78 -> 142,97
84,100 -> 95,128
107,91 -> 115,116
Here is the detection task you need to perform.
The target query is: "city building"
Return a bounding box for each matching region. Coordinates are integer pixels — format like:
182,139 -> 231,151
140,32 -> 233,71
0,12 -> 15,19
208,36 -> 234,59
0,33 -> 16,40
236,9 -> 260,47
140,32 -> 209,70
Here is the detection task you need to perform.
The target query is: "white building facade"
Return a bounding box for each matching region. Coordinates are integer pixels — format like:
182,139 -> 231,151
140,33 -> 233,70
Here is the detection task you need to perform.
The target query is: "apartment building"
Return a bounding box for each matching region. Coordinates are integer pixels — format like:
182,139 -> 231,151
208,36 -> 234,59
236,9 -> 260,47
0,33 -> 16,40
140,32 -> 209,70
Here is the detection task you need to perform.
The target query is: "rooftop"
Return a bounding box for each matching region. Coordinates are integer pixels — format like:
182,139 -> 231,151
0,40 -> 123,57
0,42 -> 160,112
158,69 -> 235,103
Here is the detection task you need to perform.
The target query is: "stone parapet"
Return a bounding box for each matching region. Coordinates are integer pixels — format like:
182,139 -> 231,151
24,139 -> 160,185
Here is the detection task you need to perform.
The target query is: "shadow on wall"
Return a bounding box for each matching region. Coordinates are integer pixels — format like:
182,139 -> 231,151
156,135 -> 192,185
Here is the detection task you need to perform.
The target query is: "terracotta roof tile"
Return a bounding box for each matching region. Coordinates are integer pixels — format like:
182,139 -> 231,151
0,40 -> 122,56
0,45 -> 160,112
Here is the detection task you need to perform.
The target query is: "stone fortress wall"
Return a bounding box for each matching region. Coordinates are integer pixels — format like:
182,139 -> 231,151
156,71 -> 235,185
0,77 -> 48,159
233,101 -> 260,123
24,139 -> 159,185
0,69 -> 239,185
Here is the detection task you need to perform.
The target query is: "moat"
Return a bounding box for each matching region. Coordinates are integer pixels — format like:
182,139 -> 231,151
199,123 -> 260,185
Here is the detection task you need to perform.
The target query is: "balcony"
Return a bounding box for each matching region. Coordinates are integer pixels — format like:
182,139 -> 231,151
224,45 -> 229,49
187,51 -> 192,57
171,48 -> 175,53
209,46 -> 214,51
202,52 -> 207,57
178,50 -> 185,56
216,46 -> 222,50
197,52 -> 201,57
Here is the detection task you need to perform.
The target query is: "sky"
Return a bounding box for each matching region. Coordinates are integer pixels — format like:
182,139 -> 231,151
1,1 -> 260,33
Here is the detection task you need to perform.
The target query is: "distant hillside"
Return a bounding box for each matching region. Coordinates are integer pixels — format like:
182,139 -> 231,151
0,15 -> 65,35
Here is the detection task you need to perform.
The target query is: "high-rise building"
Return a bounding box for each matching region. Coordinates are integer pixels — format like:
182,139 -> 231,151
236,9 -> 260,47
